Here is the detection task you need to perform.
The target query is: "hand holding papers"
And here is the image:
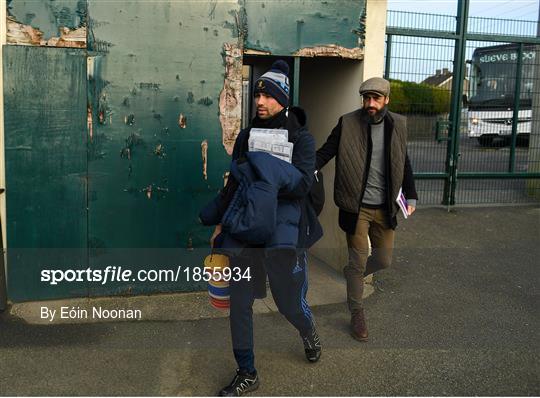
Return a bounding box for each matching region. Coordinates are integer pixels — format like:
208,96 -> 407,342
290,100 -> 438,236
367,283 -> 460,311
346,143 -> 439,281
396,187 -> 409,219
248,128 -> 294,163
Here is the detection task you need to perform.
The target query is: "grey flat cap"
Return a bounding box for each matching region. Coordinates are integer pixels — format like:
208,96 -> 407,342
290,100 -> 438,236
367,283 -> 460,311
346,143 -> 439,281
359,77 -> 390,97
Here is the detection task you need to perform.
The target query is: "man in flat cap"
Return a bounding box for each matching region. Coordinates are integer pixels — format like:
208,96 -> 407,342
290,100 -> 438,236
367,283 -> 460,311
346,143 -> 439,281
315,77 -> 417,342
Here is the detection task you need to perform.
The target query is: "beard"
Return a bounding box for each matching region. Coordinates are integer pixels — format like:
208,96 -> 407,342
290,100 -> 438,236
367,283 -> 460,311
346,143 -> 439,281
361,105 -> 388,124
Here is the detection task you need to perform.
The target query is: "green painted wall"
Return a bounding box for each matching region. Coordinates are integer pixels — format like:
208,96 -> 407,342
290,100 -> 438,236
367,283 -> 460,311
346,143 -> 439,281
3,0 -> 366,301
85,1 -> 240,296
243,0 -> 363,54
8,0 -> 86,38
87,1 -> 238,248
4,46 -> 88,301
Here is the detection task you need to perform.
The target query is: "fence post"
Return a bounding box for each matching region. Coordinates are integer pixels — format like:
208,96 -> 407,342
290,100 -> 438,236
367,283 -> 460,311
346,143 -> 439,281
527,8 -> 540,198
443,0 -> 469,205
384,34 -> 392,80
509,43 -> 523,172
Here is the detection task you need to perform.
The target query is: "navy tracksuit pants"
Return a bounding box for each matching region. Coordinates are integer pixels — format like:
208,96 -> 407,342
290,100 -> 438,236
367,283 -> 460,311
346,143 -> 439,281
229,249 -> 314,372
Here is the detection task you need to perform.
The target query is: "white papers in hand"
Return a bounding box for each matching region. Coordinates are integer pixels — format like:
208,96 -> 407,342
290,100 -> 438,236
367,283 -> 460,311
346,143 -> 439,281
248,128 -> 293,163
396,187 -> 408,219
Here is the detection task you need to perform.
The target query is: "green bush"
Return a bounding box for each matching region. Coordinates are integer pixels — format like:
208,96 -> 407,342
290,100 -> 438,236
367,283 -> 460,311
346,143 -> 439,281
388,80 -> 451,115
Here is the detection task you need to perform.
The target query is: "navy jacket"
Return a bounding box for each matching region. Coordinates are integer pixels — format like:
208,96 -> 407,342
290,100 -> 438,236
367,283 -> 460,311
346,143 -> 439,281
200,107 -> 322,252
225,152 -> 303,251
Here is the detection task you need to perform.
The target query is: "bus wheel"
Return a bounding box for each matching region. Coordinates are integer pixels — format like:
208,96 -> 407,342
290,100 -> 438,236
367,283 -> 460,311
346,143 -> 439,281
478,136 -> 493,147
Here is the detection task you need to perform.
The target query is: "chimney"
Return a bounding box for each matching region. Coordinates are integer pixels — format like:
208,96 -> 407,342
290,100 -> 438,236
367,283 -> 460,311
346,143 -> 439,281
443,68 -> 449,75
436,69 -> 441,75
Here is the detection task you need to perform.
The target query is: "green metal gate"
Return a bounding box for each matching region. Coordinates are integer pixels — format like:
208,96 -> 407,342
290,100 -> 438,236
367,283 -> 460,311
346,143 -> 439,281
385,1 -> 540,205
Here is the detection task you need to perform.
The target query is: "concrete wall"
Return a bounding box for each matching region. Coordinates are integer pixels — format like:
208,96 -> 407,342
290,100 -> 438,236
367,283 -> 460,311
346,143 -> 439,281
360,0 -> 387,81
300,57 -> 363,271
299,0 -> 389,272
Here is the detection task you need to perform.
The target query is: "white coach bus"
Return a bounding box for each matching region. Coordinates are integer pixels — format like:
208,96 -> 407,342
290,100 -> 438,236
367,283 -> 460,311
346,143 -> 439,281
466,43 -> 536,146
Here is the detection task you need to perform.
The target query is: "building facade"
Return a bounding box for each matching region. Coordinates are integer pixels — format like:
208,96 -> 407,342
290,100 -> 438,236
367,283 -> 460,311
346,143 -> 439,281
0,0 -> 387,302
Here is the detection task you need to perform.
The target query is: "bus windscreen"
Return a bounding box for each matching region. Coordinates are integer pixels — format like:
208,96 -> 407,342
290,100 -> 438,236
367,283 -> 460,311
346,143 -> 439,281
469,44 -> 535,110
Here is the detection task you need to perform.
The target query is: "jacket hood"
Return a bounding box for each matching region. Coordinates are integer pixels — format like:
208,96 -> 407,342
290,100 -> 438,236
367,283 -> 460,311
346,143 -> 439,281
288,106 -> 307,128
286,106 -> 308,143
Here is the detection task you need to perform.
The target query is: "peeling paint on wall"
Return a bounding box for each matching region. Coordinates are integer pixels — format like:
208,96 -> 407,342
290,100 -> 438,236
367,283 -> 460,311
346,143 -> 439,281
219,43 -> 243,155
294,44 -> 363,60
132,184 -> 169,201
244,48 -> 272,56
243,0 -> 365,55
6,16 -> 43,45
8,0 -> 86,35
201,140 -> 208,180
120,132 -> 144,161
178,113 -> 187,129
145,184 -> 152,200
6,16 -> 86,47
154,143 -> 166,158
87,104 -> 93,141
47,26 -> 86,48
358,2 -> 367,49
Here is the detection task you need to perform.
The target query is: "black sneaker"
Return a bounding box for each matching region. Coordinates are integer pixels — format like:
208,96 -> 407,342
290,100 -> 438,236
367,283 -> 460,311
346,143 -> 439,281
301,329 -> 322,363
218,369 -> 259,396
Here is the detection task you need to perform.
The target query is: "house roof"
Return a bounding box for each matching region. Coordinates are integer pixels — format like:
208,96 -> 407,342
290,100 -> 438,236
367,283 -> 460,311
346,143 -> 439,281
422,71 -> 453,87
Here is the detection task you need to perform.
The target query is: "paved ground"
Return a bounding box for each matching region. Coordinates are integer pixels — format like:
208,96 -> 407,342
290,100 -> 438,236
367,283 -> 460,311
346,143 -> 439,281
1,205 -> 539,396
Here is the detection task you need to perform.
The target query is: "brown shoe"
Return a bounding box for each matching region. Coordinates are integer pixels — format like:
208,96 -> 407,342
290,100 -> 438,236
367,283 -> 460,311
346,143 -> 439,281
350,309 -> 368,342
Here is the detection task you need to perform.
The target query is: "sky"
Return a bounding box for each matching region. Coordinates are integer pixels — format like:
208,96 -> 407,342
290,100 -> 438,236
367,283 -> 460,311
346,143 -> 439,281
384,0 -> 539,83
387,0 -> 539,21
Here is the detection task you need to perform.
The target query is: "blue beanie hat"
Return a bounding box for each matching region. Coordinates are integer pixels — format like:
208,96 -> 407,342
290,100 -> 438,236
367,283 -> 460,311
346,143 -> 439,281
254,60 -> 290,107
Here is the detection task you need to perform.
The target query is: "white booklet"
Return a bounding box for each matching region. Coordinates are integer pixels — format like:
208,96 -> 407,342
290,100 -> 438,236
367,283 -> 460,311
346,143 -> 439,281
396,187 -> 409,219
248,128 -> 293,163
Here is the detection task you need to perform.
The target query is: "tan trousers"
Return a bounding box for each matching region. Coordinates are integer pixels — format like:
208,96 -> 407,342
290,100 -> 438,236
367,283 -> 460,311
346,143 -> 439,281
344,207 -> 395,312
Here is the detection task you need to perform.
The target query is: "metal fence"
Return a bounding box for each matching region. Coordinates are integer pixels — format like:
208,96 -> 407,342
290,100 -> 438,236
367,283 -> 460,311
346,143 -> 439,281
385,2 -> 540,206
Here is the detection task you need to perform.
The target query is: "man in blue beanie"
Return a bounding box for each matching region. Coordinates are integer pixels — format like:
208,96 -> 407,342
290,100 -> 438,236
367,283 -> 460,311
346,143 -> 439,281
206,60 -> 323,396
